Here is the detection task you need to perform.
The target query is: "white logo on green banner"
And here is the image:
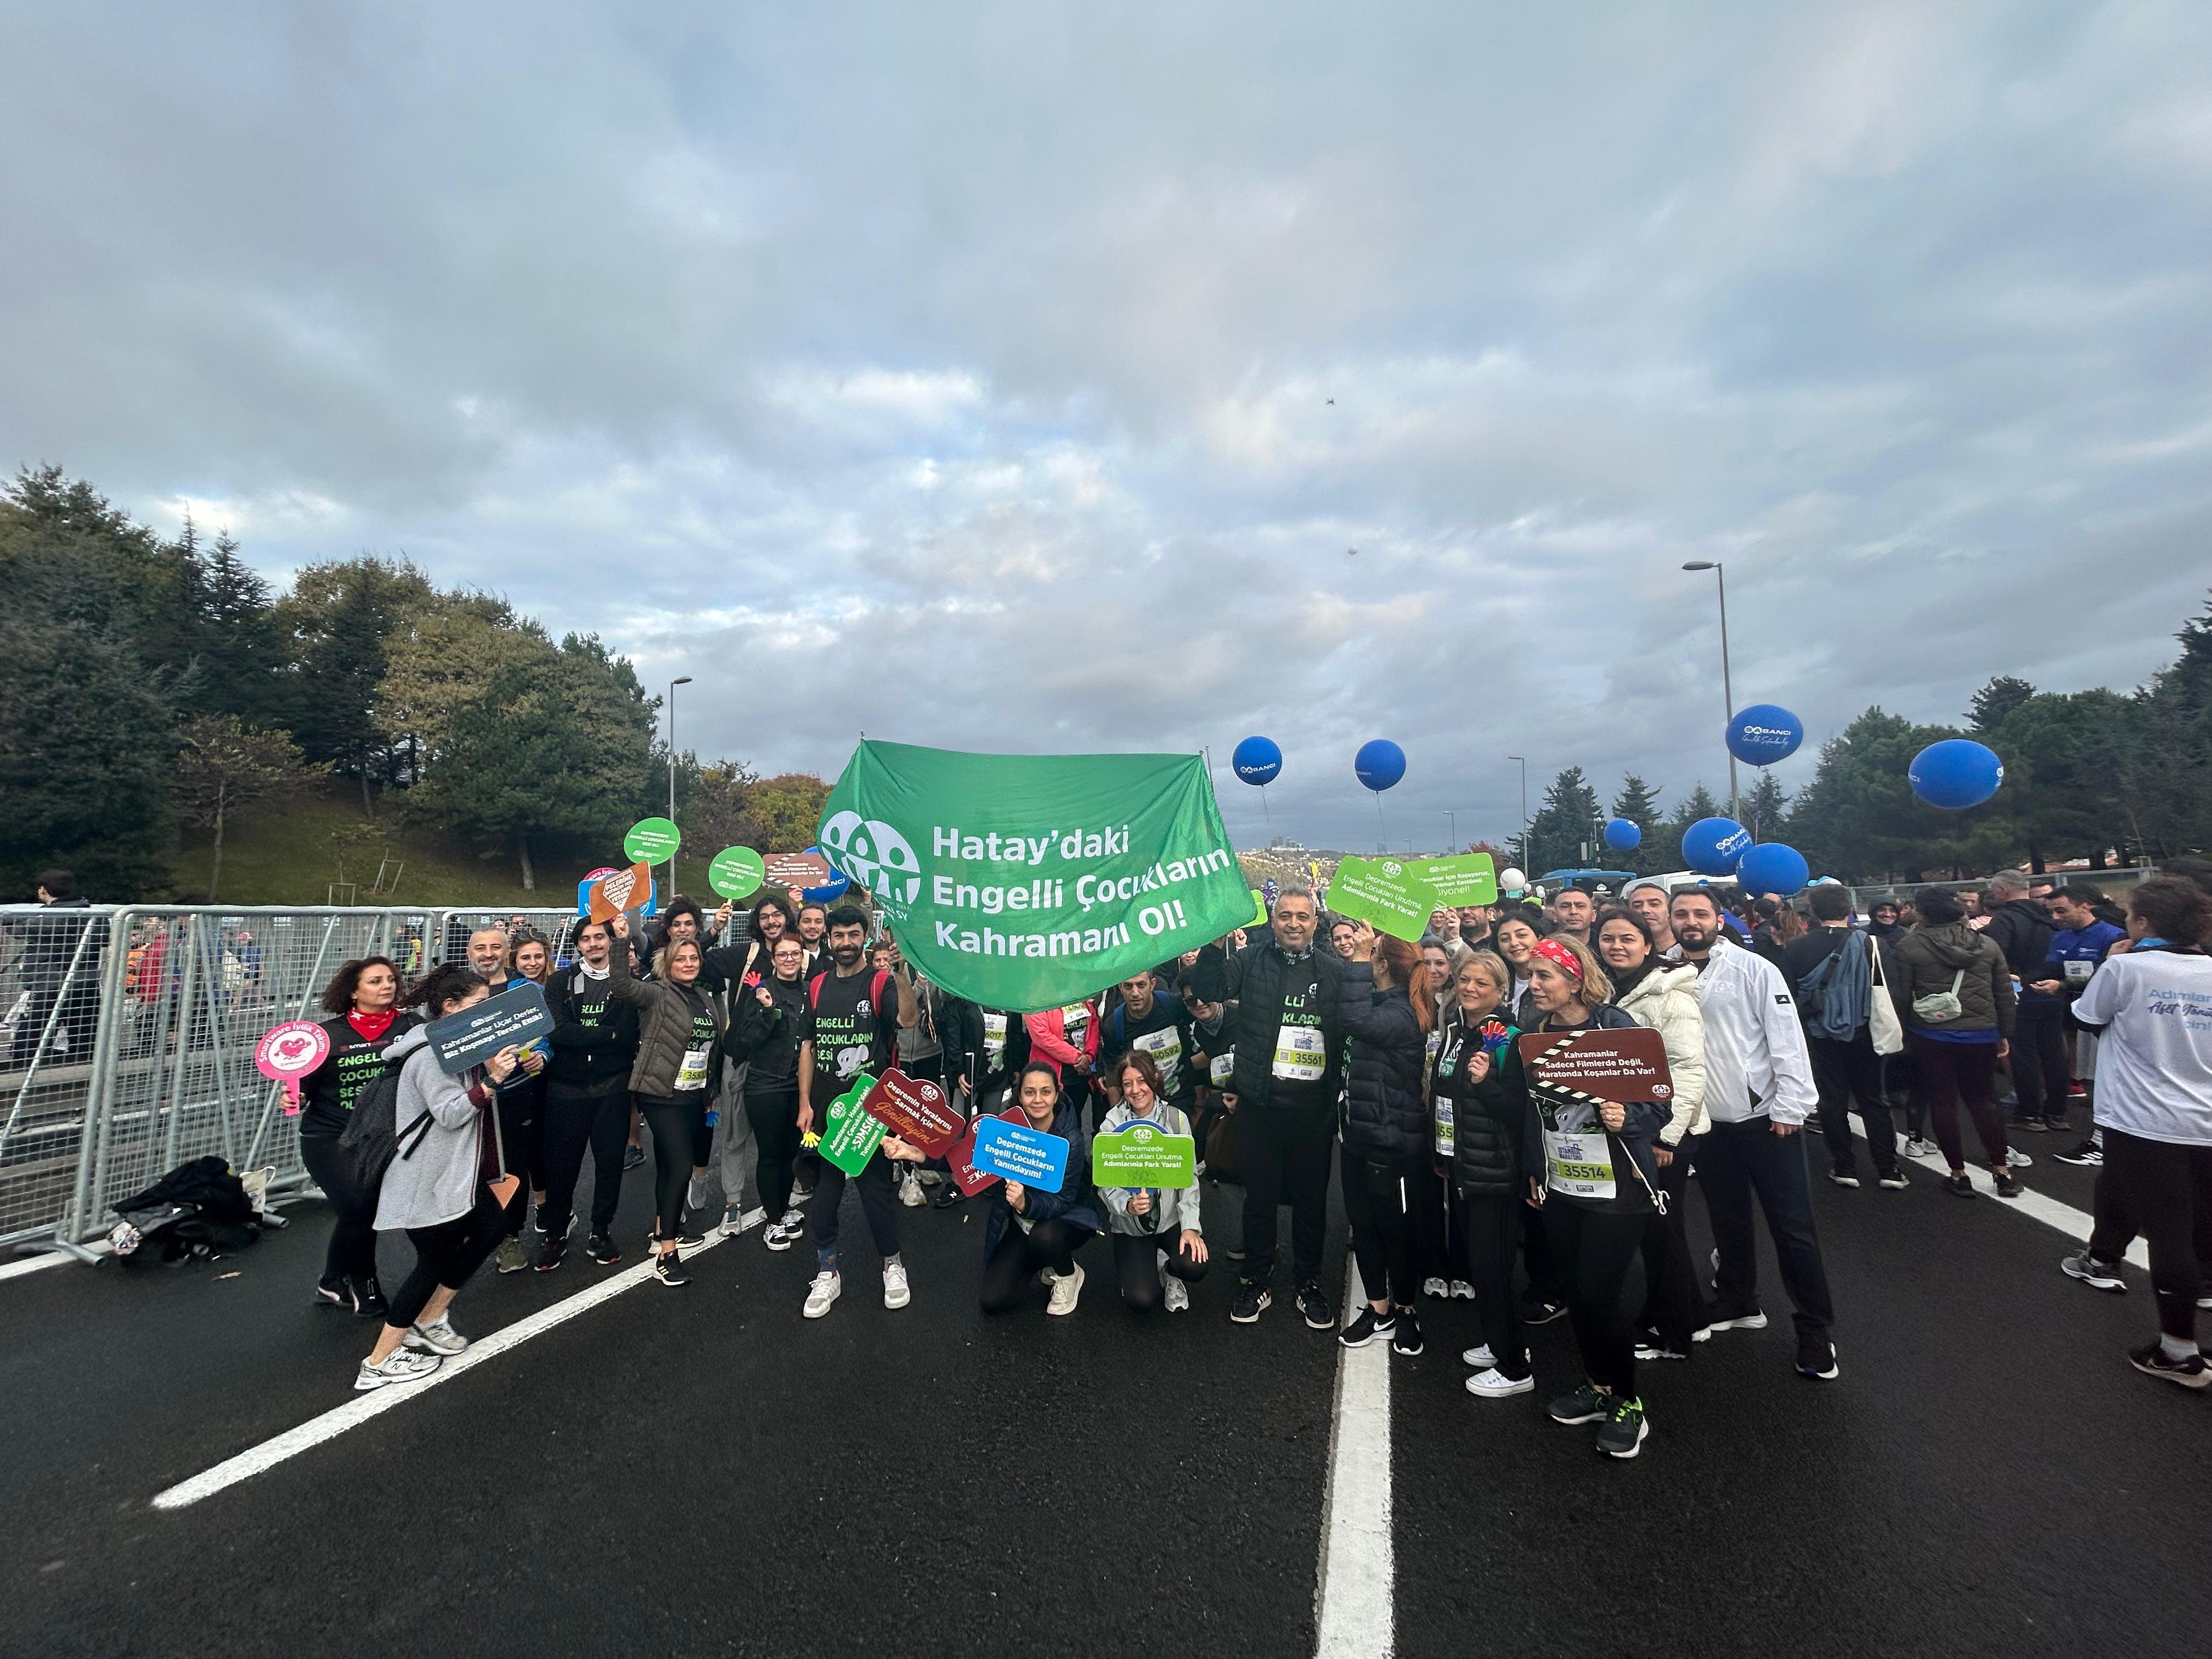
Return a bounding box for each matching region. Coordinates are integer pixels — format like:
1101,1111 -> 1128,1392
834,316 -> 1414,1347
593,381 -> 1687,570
1325,854 -> 1440,942
815,741 -> 1252,1014
1092,1122 -> 1197,1188
624,817 -> 681,864
708,845 -> 766,900
1407,853 -> 1498,907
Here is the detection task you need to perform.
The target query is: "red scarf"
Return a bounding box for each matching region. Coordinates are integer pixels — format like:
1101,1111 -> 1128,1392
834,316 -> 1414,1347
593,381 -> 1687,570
346,1008 -> 398,1043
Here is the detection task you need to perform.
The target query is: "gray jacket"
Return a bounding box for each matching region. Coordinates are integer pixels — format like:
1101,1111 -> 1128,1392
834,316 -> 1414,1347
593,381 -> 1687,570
606,940 -> 727,1097
373,1026 -> 489,1231
1093,1099 -> 1203,1237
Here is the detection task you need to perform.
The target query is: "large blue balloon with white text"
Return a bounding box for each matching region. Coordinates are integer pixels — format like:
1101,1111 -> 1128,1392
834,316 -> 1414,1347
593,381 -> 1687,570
1232,735 -> 1283,786
1681,816 -> 1752,878
800,845 -> 851,903
1725,704 -> 1804,766
1602,817 -> 1641,852
1909,739 -> 2004,810
1353,740 -> 1406,792
1736,841 -> 1810,897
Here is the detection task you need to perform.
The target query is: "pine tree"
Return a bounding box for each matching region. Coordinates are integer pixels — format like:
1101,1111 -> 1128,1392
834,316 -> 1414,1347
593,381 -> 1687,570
1742,772 -> 1791,841
1609,775 -> 1665,876
1968,675 -> 2036,735
1523,766 -> 1603,876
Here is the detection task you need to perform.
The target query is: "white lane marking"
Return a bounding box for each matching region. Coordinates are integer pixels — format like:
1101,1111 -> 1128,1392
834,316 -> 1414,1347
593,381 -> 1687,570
0,1243 -> 108,1281
151,1222 -> 747,1511
1853,1124 -> 2148,1267
1315,1255 -> 1392,1659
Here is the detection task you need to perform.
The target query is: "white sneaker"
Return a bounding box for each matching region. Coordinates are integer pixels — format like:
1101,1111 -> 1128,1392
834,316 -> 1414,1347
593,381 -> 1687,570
1902,1136 -> 1939,1159
917,1168 -> 944,1187
898,1171 -> 926,1207
354,1348 -> 441,1391
882,1257 -> 912,1310
1463,1344 -> 1496,1368
1465,1367 -> 1534,1398
1046,1262 -> 1084,1316
1450,1280 -> 1475,1300
780,1205 -> 807,1229
2005,1147 -> 2033,1168
687,1172 -> 710,1211
1164,1275 -> 1190,1313
803,1270 -> 842,1318
1421,1276 -> 1449,1299
404,1316 -> 467,1355
764,1221 -> 803,1252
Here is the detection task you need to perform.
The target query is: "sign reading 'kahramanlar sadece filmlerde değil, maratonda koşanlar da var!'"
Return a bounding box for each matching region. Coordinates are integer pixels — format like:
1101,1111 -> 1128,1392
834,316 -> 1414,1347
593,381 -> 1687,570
815,741 -> 1254,1013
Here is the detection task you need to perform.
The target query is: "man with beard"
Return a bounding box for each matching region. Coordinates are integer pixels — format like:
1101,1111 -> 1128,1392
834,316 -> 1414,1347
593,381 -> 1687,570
796,905 -> 918,1318
1669,888 -> 1838,1382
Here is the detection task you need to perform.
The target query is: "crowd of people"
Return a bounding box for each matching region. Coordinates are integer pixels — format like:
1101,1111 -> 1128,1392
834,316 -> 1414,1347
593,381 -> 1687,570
294,859 -> 2212,1451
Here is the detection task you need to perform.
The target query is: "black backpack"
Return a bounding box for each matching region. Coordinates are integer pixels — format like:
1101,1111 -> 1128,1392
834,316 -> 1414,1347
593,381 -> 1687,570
335,1053 -> 436,1195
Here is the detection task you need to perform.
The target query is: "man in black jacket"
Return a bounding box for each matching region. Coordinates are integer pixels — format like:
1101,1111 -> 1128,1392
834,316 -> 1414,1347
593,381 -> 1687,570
538,918 -> 641,1268
1782,886 -> 1906,1190
1984,869 -> 2066,1132
1190,882 -> 1342,1330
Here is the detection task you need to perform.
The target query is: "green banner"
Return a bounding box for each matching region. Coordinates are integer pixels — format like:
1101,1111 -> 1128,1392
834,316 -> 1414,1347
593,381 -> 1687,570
1408,853 -> 1498,907
1092,1123 -> 1197,1188
816,1072 -> 886,1176
708,845 -> 766,900
816,741 -> 1252,1014
1325,855 -> 1439,942
623,816 -> 682,864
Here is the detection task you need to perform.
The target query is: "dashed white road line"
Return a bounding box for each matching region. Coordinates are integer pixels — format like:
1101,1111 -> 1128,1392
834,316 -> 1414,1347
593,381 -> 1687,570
1315,1255 -> 1392,1659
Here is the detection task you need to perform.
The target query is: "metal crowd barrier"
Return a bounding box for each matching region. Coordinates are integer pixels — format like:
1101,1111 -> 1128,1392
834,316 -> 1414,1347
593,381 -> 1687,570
0,903 -> 586,1262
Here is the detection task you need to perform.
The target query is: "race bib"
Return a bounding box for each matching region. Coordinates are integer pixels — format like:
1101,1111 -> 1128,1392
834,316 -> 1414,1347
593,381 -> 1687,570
1542,1126 -> 1616,1200
1132,1025 -> 1184,1093
675,1046 -> 711,1091
1273,1023 -> 1325,1081
2064,960 -> 2094,983
1433,1092 -> 1455,1157
1210,1051 -> 1235,1086
1061,1003 -> 1091,1049
983,1011 -> 1008,1066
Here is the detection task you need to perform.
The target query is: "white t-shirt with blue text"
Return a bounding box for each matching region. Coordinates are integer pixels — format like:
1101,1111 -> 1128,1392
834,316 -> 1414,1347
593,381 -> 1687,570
2074,950 -> 2212,1147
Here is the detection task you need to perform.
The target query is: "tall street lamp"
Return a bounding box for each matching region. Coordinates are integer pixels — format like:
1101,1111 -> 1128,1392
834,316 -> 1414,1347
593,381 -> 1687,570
1506,755 -> 1528,873
1447,810 -> 1457,854
667,674 -> 693,838
1681,561 -> 1739,820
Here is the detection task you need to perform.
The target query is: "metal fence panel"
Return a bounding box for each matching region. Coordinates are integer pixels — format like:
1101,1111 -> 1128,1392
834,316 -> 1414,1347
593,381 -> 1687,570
0,906 -> 111,1251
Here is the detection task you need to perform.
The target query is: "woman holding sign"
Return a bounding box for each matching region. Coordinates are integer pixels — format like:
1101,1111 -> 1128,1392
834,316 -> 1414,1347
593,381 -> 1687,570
357,965 -> 522,1391
727,933 -> 813,1250
605,911 -> 725,1286
1498,935 -> 1669,1459
1096,1051 -> 1207,1313
300,956 -> 419,1319
980,1063 -> 1101,1317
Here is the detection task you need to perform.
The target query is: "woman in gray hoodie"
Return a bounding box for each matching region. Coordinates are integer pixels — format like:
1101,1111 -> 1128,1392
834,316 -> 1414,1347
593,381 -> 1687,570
1095,1050 -> 1209,1313
357,964 -> 522,1391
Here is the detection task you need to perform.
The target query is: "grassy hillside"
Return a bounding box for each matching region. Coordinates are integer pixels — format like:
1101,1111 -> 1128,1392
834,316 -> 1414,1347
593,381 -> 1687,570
167,778 -> 733,908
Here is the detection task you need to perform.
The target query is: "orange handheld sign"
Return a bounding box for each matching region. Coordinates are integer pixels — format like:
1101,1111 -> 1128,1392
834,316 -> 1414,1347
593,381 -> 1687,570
588,862 -> 652,924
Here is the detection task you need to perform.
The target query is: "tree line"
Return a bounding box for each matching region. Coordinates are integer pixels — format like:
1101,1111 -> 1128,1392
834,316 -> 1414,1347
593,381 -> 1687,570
1508,599 -> 2212,885
1,467 -> 827,900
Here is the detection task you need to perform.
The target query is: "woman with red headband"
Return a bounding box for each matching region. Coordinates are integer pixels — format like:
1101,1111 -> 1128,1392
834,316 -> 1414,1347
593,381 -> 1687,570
1493,932 -> 1671,1459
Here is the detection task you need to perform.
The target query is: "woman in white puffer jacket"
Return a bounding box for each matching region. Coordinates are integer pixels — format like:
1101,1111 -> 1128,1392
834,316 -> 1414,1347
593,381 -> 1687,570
1596,907 -> 1708,1359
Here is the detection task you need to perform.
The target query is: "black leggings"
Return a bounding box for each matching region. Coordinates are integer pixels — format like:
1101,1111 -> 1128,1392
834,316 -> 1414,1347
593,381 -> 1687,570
387,1189 -> 505,1329
496,1081 -> 544,1238
2008,1013 -> 2070,1123
1906,1035 -> 2007,1170
1633,1149 -> 1705,1351
1456,1191 -> 1528,1380
980,1217 -> 1093,1313
2103,1126 -> 2212,1342
1542,1200 -> 1646,1397
1340,1146 -> 1421,1307
746,1085 -> 803,1220
637,1092 -> 710,1239
539,1085 -> 629,1239
1109,1229 -> 1208,1311
300,1135 -> 376,1284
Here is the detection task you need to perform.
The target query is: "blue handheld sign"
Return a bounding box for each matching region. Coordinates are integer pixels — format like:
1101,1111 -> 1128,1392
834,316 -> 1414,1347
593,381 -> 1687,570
969,1115 -> 1070,1194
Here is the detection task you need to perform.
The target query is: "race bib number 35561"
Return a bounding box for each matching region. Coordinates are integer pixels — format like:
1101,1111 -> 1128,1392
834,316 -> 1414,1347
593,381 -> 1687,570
1273,1024 -> 1325,1081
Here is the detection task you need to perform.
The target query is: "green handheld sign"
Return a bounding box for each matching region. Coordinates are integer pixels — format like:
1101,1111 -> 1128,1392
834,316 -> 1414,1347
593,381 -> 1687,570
1408,852 -> 1498,907
708,845 -> 766,900
1092,1122 -> 1197,1188
1248,889 -> 1268,927
1325,855 -> 1440,942
624,816 -> 682,865
817,1071 -> 885,1176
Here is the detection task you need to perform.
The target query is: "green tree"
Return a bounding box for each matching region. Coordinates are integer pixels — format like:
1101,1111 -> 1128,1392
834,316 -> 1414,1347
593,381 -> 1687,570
1523,766 -> 1603,875
170,716 -> 321,901
682,758 -> 766,853
1968,675 -> 2037,735
1741,771 -> 1791,842
273,555 -> 437,812
1783,708 -> 2011,882
1661,782 -> 1723,868
749,774 -> 834,849
1608,775 -> 1665,876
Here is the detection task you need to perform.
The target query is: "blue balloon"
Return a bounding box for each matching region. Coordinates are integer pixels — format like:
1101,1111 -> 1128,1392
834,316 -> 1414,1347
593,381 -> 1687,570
1736,842 -> 1810,897
1725,703 -> 1804,766
1353,739 -> 1406,792
800,845 -> 851,903
1602,817 -> 1642,852
1909,738 -> 2004,810
1681,816 -> 1753,878
1232,735 -> 1283,786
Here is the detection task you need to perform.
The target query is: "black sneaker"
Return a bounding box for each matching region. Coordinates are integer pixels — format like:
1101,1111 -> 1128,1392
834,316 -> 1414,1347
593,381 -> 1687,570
1940,1173 -> 1976,1198
585,1233 -> 623,1266
1633,1333 -> 1690,1361
1876,1168 -> 1909,1189
2039,1116 -> 2069,1134
1702,1305 -> 1768,1334
1231,1284 -> 1272,1324
2053,1138 -> 2103,1166
930,1183 -> 967,1209
1520,1296 -> 1568,1326
2127,1342 -> 2209,1390
314,1276 -> 348,1307
1340,1306 -> 1394,1348
1993,1170 -> 2023,1198
622,1145 -> 645,1170
1826,1166 -> 1861,1188
1390,1307 -> 1424,1356
2012,1116 -> 2046,1133
351,1276 -> 387,1320
1297,1282 -> 1336,1330
1548,1383 -> 1609,1424
1594,1396 -> 1648,1459
2060,1249 -> 2125,1292
535,1238 -> 566,1273
1795,1332 -> 1840,1380
653,1249 -> 692,1288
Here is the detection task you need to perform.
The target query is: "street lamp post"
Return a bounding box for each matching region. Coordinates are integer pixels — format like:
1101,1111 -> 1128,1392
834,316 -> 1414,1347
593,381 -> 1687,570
1681,561 -> 1739,820
667,675 -> 692,857
1506,755 -> 1528,874
1447,810 -> 1457,855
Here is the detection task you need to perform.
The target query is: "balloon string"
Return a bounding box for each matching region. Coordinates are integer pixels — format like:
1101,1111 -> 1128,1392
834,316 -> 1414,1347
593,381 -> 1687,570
1375,791 -> 1387,851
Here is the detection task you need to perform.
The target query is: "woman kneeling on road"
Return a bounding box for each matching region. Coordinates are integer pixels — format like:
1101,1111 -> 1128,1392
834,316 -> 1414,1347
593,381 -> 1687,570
1096,1051 -> 1207,1313
980,1063 -> 1100,1316
1498,935 -> 1669,1459
357,965 -> 522,1391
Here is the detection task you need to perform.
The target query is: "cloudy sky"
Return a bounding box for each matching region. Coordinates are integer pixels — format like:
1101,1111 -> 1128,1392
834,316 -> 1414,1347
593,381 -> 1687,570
7,3 -> 2209,853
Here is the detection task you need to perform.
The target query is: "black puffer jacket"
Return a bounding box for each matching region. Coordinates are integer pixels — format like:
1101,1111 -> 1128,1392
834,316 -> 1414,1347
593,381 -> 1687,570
1190,941 -> 1344,1113
1327,955 -> 1429,1162
1434,1012 -> 1522,1198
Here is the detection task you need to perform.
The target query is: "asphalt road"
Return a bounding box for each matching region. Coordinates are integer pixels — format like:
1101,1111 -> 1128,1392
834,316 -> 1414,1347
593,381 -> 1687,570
3,1110 -> 2207,1659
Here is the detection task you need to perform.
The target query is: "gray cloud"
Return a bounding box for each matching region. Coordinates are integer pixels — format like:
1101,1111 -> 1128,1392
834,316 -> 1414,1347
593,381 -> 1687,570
4,1 -> 2208,853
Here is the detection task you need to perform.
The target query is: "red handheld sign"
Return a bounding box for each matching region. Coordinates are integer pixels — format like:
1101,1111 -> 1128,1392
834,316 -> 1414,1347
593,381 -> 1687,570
946,1105 -> 1026,1197
859,1067 -> 966,1158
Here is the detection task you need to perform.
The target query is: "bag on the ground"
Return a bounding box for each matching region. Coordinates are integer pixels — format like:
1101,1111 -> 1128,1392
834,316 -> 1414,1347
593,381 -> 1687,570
1798,930 -> 1874,1041
111,1154 -> 266,1265
335,1054 -> 436,1195
1911,969 -> 1966,1025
